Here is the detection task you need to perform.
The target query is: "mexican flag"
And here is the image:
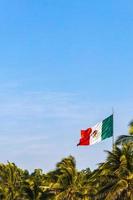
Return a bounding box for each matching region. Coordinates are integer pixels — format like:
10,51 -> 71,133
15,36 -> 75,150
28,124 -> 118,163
77,115 -> 113,146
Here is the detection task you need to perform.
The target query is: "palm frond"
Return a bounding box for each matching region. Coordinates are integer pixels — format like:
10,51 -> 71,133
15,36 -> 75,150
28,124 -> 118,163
115,135 -> 133,145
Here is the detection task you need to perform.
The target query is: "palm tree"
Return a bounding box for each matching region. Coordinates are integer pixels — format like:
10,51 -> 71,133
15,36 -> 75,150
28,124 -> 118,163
75,169 -> 95,200
51,155 -> 78,200
23,169 -> 46,200
50,155 -> 94,200
90,143 -> 133,200
0,162 -> 26,200
115,121 -> 133,145
129,121 -> 133,135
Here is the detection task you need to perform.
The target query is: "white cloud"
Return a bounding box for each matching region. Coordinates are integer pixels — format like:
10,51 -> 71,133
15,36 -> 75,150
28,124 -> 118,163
0,91 -> 82,118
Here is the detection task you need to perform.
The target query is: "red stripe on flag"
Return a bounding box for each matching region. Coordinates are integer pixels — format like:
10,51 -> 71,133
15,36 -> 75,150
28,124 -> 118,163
77,128 -> 92,146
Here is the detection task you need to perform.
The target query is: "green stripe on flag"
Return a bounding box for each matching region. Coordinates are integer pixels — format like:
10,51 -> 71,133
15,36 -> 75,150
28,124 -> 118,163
102,115 -> 113,140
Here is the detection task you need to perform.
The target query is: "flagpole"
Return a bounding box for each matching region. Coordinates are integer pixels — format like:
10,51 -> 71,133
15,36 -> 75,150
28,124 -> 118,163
112,107 -> 115,149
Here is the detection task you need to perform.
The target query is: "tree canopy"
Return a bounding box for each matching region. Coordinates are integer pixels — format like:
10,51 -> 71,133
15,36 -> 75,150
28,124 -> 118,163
0,124 -> 133,199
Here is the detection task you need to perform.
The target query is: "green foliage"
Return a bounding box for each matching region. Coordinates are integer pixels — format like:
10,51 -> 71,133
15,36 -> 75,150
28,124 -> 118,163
0,138 -> 132,199
129,121 -> 133,135
115,121 -> 133,145
90,142 -> 133,200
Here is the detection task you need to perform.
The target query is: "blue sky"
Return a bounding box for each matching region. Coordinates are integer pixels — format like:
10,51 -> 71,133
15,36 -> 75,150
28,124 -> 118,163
0,0 -> 133,172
